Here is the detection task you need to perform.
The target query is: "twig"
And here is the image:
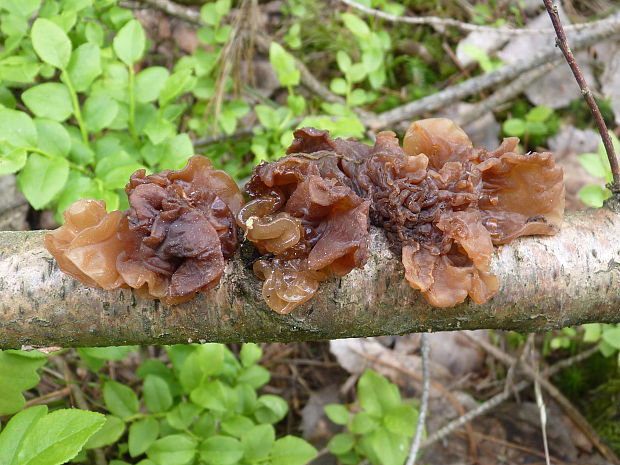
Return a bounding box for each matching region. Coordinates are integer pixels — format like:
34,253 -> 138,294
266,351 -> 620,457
455,64 -> 554,127
534,377 -> 551,465
371,14 -> 620,129
464,333 -> 620,465
420,345 -> 599,449
54,355 -> 107,465
543,0 -> 620,194
339,0 -> 620,35
24,386 -> 72,407
406,333 -> 430,465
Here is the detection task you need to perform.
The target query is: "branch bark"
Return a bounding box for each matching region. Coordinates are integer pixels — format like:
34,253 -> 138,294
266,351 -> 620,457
1,208 -> 619,349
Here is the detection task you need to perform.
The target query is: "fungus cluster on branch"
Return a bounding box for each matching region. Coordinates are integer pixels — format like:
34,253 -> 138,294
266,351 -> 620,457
46,118 -> 565,312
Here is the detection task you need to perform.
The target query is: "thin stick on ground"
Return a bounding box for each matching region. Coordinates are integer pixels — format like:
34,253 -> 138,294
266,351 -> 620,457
339,0 -> 620,36
420,345 -> 599,449
543,0 -> 620,194
406,333 -> 430,465
463,334 -> 620,465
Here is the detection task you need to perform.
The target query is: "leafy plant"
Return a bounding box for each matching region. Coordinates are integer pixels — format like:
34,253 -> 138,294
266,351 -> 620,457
68,343 -> 318,465
577,131 -> 619,207
502,105 -> 558,147
324,370 -> 421,465
0,1 -> 196,222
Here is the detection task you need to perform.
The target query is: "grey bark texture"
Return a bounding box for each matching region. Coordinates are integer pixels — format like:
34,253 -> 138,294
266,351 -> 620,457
0,208 -> 619,349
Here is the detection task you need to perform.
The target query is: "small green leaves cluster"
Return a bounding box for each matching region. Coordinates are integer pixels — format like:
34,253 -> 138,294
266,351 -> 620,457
71,343 -> 317,465
0,1 -> 196,221
549,324 -> 620,365
502,105 -> 558,146
577,131 -> 619,207
324,370 -> 420,465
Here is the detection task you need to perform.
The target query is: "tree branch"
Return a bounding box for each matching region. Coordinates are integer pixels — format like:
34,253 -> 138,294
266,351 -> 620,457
1,209 -> 620,349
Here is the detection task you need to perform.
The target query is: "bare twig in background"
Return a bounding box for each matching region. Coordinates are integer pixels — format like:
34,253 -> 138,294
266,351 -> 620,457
339,0 -> 620,35
420,345 -> 599,449
464,334 -> 620,464
53,356 -> 107,465
534,378 -> 551,465
544,0 -> 620,194
454,64 -> 554,126
373,14 -> 620,129
406,333 -> 430,465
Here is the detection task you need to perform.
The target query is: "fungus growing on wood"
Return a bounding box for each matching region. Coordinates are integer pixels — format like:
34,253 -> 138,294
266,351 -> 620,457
240,151 -> 370,314
45,156 -> 243,304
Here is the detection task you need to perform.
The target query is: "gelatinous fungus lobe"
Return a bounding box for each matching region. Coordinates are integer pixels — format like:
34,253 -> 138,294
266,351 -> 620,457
240,141 -> 371,314
45,199 -> 127,290
394,118 -> 564,307
118,156 -> 243,303
45,156 -> 243,304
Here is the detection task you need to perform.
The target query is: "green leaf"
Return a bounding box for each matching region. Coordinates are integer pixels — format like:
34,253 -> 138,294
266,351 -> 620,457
0,405 -> 47,465
269,42 -> 300,87
144,117 -> 175,145
357,370 -> 401,418
330,78 -> 347,95
136,67 -> 170,103
341,12 -> 370,37
336,51 -> 352,73
503,118 -> 526,137
327,433 -> 354,455
103,380 -> 139,420
22,83 -> 73,122
526,105 -> 553,123
84,93 -> 119,132
271,436 -> 318,465
221,414 -> 254,438
240,343 -> 262,368
78,346 -> 138,361
254,394 -> 288,424
583,323 -> 602,343
199,436 -> 244,465
237,365 -> 270,389
0,143 -> 27,175
34,119 -> 71,158
190,380 -> 234,412
146,434 -> 196,465
525,121 -> 547,136
66,42 -> 101,92
129,417 -> 159,457
599,339 -> 616,358
113,19 -> 146,66
144,375 -> 173,413
349,88 -> 367,106
368,428 -> 408,465
241,424 -> 275,462
31,18 -> 72,69
0,56 -> 41,84
350,411 -> 378,434
362,48 -> 382,73
166,403 -> 201,431
180,343 -> 225,392
16,409 -> 106,465
84,415 -> 125,449
255,105 -> 282,130
384,404 -> 419,437
578,153 -> 610,179
55,172 -> 95,221
324,404 -> 349,425
17,154 -> 69,209
602,327 -> 620,350
95,151 -> 144,190
0,108 -> 37,147
347,63 -> 367,83
578,184 -> 611,208
159,69 -> 196,107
